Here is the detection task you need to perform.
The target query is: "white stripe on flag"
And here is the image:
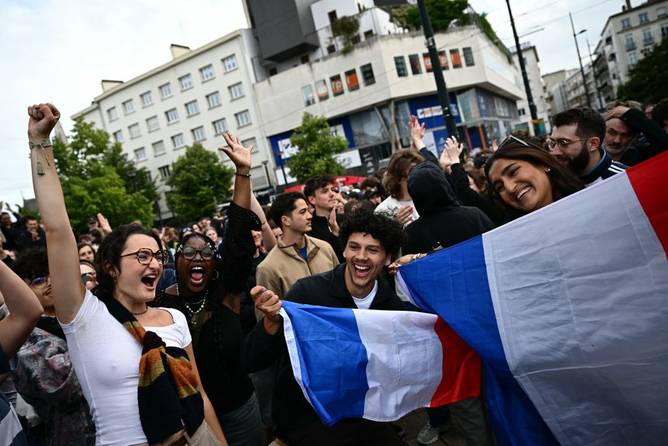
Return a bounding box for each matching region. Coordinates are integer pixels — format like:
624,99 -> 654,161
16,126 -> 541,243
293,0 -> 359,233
352,309 -> 443,421
280,308 -> 315,408
483,173 -> 668,445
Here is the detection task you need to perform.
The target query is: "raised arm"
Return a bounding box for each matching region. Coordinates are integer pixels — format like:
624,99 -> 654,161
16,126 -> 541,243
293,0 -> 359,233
0,260 -> 42,357
250,194 -> 276,252
220,132 -> 251,210
28,103 -> 85,324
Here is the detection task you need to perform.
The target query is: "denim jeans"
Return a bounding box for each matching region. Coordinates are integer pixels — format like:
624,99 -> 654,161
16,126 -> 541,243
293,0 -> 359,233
217,394 -> 264,446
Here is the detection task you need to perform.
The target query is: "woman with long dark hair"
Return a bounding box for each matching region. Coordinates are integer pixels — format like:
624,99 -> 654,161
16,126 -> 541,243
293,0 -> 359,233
485,137 -> 584,218
28,103 -> 228,445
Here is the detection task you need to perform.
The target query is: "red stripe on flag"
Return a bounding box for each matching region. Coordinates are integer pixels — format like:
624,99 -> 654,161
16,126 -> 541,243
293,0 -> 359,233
627,151 -> 668,255
430,317 -> 481,407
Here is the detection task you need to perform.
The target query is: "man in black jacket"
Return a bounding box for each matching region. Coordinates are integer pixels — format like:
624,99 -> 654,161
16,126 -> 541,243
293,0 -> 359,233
245,211 -> 406,446
604,104 -> 668,166
304,175 -> 345,262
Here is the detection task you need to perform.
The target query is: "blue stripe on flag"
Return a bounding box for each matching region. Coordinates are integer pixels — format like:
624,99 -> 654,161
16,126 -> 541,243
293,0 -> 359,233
399,236 -> 558,446
281,301 -> 370,425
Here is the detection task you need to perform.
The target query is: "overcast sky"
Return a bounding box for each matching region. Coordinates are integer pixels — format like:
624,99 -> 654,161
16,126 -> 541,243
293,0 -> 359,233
0,0 -> 627,207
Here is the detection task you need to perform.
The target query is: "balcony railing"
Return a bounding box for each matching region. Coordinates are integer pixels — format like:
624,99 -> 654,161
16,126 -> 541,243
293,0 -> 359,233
625,42 -> 637,51
643,37 -> 655,46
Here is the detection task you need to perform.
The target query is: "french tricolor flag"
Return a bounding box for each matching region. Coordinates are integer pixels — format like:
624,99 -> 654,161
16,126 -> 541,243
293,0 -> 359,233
279,301 -> 482,426
397,152 -> 668,445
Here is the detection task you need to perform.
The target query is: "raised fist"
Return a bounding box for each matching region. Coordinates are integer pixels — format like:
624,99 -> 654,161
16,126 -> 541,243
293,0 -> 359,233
27,103 -> 60,141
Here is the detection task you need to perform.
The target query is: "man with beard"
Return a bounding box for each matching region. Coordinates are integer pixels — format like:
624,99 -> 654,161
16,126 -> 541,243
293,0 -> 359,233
549,107 -> 626,185
604,103 -> 668,166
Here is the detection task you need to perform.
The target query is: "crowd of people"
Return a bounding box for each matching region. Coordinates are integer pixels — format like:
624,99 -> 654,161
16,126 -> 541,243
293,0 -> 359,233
0,97 -> 666,446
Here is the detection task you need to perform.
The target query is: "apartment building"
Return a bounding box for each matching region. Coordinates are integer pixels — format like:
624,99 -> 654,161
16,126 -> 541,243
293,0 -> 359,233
72,29 -> 273,218
511,44 -> 550,133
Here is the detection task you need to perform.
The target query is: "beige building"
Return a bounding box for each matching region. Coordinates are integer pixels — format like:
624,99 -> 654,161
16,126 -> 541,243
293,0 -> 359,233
72,29 -> 274,218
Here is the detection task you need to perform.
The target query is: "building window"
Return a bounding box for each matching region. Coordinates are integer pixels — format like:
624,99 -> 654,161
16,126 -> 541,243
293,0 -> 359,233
394,56 -> 408,77
122,99 -> 135,115
222,54 -> 238,72
625,34 -> 636,51
621,18 -> 631,29
228,83 -> 245,100
213,118 -> 228,135
662,23 -> 668,38
364,30 -> 374,39
146,116 -> 160,132
158,165 -> 171,180
438,51 -> 449,69
629,51 -> 638,65
179,74 -> 193,91
134,147 -> 147,161
408,54 -> 422,74
165,108 -> 179,124
328,10 -> 338,25
302,85 -> 316,106
113,130 -> 123,143
128,123 -> 141,139
171,133 -> 185,149
159,83 -> 172,99
206,92 -> 221,109
422,53 -> 433,72
140,91 -> 153,107
191,126 -> 206,142
639,12 -> 649,24
241,137 -> 257,153
199,64 -> 215,81
463,47 -> 475,66
327,44 -> 336,54
107,106 -> 118,122
316,79 -> 329,101
643,29 -> 654,45
360,63 -> 375,86
235,110 -> 252,128
657,7 -> 667,18
152,140 -> 166,156
345,69 -> 360,91
330,74 -> 344,96
185,100 -> 200,117
450,49 -> 462,68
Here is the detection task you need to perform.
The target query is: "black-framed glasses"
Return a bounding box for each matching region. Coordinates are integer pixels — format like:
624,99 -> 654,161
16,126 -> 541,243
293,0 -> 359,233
545,138 -> 588,151
30,276 -> 49,287
498,134 -> 544,151
120,249 -> 168,265
181,246 -> 214,260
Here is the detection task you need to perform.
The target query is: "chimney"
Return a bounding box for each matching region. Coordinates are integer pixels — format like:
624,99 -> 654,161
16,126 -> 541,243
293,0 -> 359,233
101,79 -> 124,92
625,0 -> 631,10
170,44 -> 191,59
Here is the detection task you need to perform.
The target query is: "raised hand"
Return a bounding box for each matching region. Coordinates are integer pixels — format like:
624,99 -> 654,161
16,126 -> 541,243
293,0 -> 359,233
606,105 -> 630,121
394,204 -> 414,226
27,103 -> 60,141
409,115 -> 426,149
328,206 -> 340,236
220,132 -> 251,173
97,213 -> 112,236
440,136 -> 463,172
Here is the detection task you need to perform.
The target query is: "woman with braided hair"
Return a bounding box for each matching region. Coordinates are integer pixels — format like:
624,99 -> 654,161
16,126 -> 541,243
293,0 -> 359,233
27,102 -> 230,445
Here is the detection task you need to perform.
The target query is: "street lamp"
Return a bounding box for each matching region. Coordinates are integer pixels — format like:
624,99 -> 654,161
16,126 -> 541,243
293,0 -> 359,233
569,13 -> 592,108
586,38 -> 606,111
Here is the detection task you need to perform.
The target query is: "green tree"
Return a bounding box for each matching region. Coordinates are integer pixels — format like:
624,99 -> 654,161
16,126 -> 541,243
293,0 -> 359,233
331,15 -> 360,55
52,119 -> 157,230
616,39 -> 668,104
400,0 -> 470,31
286,113 -> 347,183
166,144 -> 234,222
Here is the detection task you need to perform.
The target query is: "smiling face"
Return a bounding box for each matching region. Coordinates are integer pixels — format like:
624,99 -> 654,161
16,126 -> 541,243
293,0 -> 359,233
343,232 -> 391,298
549,123 -> 592,174
176,236 -> 216,295
112,234 -> 163,304
488,158 -> 554,213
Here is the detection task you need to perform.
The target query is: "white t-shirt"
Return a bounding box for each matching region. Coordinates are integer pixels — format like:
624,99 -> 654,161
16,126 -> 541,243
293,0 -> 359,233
61,290 -> 191,446
352,281 -> 378,310
374,196 -> 419,225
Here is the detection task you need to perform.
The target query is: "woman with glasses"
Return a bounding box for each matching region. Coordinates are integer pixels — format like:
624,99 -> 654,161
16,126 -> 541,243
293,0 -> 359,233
485,137 -> 584,218
28,103 -> 229,445
12,247 -> 96,445
155,171 -> 264,444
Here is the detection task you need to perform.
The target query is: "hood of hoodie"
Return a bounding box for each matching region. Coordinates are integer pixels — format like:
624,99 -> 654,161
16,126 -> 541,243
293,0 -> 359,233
408,161 -> 459,216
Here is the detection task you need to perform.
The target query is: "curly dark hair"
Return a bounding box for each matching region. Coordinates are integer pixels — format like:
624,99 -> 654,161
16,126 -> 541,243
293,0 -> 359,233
303,175 -> 335,199
95,224 -> 163,300
339,210 -> 406,259
484,143 -> 584,218
13,247 -> 49,281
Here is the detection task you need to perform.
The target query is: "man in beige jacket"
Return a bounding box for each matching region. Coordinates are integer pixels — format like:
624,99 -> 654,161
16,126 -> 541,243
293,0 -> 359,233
257,192 -> 338,298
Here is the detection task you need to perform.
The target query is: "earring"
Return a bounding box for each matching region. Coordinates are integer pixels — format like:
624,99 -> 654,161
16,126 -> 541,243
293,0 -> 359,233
545,168 -> 551,173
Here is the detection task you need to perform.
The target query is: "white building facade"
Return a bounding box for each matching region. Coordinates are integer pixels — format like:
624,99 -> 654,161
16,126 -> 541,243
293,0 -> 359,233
511,45 -> 550,133
72,30 -> 275,219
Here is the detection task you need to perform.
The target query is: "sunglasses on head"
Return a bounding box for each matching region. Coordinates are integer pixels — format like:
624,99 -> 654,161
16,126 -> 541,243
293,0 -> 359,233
498,134 -> 544,151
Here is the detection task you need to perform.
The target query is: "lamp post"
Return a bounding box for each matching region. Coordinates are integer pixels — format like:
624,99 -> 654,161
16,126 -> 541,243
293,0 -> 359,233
569,13 -> 592,108
506,0 -> 540,135
586,38 -> 605,111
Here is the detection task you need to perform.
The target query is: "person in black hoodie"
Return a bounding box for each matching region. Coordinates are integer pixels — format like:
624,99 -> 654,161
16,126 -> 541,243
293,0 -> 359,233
404,161 -> 495,255
402,160 -> 494,446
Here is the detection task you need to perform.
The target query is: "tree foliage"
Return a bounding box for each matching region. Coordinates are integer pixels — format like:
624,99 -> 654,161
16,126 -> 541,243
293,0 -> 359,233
616,39 -> 668,104
331,15 -> 360,55
52,119 -> 156,231
165,144 -> 234,223
397,0 -> 470,31
286,113 -> 347,184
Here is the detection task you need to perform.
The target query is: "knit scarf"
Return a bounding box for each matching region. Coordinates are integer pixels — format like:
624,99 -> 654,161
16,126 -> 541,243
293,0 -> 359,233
100,296 -> 204,444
